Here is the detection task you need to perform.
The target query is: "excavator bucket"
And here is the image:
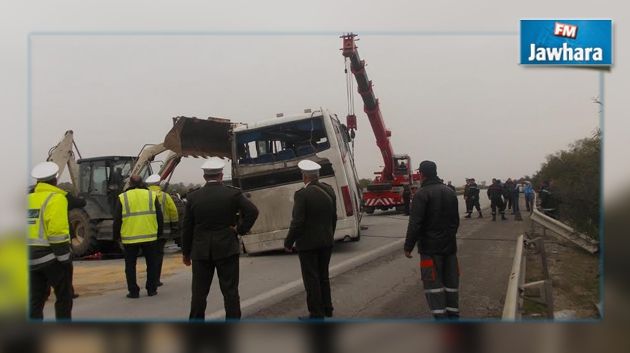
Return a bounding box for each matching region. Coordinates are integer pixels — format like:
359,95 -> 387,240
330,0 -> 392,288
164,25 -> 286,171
163,116 -> 235,159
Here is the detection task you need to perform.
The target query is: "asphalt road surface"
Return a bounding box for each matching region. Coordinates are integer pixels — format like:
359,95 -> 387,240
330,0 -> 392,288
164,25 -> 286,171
41,194 -> 530,321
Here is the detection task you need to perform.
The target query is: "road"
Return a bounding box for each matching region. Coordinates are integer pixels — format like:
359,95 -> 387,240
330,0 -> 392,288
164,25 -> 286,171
41,194 -> 530,321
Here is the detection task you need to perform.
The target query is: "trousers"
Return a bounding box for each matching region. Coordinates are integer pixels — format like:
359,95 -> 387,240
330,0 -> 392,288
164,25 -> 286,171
419,253 -> 459,320
190,254 -> 241,320
30,261 -> 73,320
298,246 -> 333,318
123,241 -> 159,295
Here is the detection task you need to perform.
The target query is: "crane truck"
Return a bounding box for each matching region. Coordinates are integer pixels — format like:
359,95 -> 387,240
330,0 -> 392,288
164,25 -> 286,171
341,33 -> 420,214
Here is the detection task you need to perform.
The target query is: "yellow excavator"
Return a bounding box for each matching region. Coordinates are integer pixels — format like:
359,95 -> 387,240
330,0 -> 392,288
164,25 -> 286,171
44,117 -> 236,256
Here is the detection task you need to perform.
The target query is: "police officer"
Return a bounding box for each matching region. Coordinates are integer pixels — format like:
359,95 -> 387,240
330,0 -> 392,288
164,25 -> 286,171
113,175 -> 163,298
146,174 -> 179,287
404,161 -> 460,320
487,178 -> 507,221
28,162 -> 73,320
183,158 -> 259,320
284,160 -> 338,320
463,178 -> 472,217
465,178 -> 482,218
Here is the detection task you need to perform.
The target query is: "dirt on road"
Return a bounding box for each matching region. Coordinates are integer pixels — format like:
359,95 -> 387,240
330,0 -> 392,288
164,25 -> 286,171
70,250 -> 186,298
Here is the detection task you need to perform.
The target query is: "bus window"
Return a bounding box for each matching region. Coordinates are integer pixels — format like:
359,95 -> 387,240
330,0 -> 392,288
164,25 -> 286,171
236,116 -> 330,164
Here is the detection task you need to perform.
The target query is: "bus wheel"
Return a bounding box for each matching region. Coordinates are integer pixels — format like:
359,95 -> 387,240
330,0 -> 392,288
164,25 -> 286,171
350,228 -> 361,242
365,207 -> 375,214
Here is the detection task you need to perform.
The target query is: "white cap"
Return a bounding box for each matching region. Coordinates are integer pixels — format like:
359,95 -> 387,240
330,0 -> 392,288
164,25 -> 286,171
145,174 -> 161,185
31,161 -> 59,181
201,157 -> 226,175
298,160 -> 321,175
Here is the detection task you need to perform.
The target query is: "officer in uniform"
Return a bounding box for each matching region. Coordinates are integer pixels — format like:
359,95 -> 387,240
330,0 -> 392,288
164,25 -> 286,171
487,178 -> 507,221
146,174 -> 179,287
539,180 -> 558,219
404,161 -> 460,320
113,175 -> 163,298
183,157 -> 259,320
28,162 -> 73,320
465,178 -> 482,218
284,160 -> 338,320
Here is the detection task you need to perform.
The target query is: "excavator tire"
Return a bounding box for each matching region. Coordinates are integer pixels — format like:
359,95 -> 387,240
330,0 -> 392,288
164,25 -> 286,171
68,208 -> 97,257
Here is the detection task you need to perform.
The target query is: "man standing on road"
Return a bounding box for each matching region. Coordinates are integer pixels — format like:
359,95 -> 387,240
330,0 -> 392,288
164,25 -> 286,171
524,181 -> 535,212
539,180 -> 559,219
447,181 -> 456,192
284,160 -> 338,320
404,160 -> 460,320
146,174 -> 179,287
28,162 -> 73,320
487,178 -> 507,221
183,158 -> 259,321
464,178 -> 482,219
113,175 -> 163,298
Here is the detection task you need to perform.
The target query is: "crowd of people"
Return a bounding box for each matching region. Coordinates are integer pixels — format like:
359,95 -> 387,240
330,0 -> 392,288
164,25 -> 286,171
462,177 -> 559,221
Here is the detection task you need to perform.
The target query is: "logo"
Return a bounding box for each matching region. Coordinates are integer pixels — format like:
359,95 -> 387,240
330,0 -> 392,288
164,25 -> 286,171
521,19 -> 612,66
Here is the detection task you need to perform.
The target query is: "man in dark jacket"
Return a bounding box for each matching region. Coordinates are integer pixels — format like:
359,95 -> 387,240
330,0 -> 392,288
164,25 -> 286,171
464,178 -> 482,218
404,160 -> 460,320
183,158 -> 259,320
487,178 -> 507,221
284,159 -> 338,320
503,178 -> 515,211
539,180 -> 559,219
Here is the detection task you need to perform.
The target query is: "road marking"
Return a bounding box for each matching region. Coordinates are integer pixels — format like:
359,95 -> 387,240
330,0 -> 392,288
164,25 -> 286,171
207,238 -> 405,319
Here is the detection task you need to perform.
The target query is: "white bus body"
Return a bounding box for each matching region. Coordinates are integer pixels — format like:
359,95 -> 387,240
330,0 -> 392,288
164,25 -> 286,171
231,109 -> 362,254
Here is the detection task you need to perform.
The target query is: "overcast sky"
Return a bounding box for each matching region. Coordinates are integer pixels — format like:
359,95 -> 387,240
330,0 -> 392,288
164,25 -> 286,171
1,0 -> 628,230
31,34 -> 599,186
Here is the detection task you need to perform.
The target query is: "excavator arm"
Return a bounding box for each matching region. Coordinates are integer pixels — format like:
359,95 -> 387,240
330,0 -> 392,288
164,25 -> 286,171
126,143 -> 182,189
46,130 -> 81,195
341,33 -> 395,182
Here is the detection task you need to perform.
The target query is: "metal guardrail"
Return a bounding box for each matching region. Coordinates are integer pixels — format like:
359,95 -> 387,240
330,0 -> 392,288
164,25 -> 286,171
504,192 -> 599,319
529,194 -> 599,254
502,234 -> 554,320
502,234 -> 525,320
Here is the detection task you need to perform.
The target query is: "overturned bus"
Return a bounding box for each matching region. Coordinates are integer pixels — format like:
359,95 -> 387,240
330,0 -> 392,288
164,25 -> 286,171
165,109 -> 362,254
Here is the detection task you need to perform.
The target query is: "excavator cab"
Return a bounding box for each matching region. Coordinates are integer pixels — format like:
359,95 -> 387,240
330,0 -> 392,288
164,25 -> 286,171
70,156 -> 152,256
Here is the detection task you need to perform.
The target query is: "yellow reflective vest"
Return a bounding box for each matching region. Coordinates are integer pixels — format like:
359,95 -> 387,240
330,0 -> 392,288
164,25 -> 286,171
27,182 -> 71,267
148,185 -> 179,233
118,188 -> 158,244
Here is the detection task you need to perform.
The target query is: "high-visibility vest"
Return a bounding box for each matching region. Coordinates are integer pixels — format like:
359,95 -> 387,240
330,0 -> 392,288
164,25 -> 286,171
118,188 -> 158,244
148,185 -> 179,228
27,183 -> 70,266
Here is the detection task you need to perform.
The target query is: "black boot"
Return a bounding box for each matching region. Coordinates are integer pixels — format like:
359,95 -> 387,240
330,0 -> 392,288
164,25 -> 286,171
464,213 -> 471,219
501,214 -> 507,220
478,212 -> 483,218
492,214 -> 496,221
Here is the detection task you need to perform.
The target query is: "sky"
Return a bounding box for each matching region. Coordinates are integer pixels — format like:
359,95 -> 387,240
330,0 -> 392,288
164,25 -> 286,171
30,34 -> 599,186
1,0 -> 628,230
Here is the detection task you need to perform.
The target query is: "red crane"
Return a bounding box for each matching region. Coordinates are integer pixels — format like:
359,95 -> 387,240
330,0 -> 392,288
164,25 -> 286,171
341,33 -> 419,214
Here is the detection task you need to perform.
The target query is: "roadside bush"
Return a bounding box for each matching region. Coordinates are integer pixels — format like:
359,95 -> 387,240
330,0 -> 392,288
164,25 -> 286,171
532,130 -> 600,239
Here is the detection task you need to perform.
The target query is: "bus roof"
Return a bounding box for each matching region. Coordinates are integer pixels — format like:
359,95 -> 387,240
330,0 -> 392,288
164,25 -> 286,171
234,109 -> 329,132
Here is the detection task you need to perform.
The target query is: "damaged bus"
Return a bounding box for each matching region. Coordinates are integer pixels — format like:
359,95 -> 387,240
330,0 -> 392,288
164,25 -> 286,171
232,109 -> 362,253
164,109 -> 362,254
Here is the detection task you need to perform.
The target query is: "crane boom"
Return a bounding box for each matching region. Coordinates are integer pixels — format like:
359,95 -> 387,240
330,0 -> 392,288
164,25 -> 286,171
341,33 -> 395,182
